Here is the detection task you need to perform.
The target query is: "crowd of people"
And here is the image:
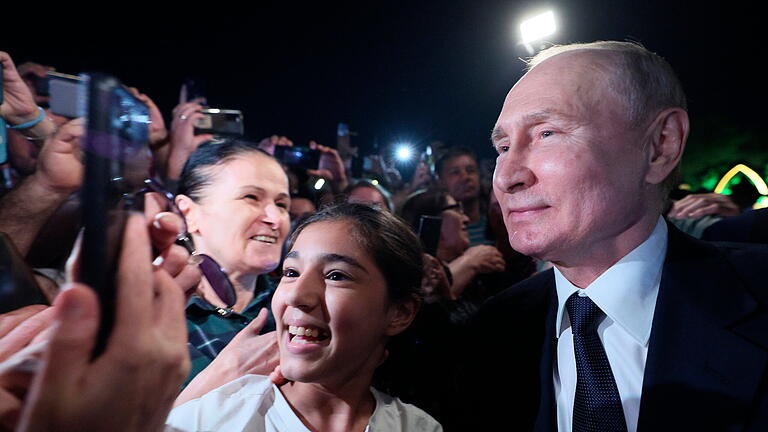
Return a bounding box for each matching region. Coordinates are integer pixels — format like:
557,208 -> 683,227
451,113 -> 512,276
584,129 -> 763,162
1,39 -> 767,432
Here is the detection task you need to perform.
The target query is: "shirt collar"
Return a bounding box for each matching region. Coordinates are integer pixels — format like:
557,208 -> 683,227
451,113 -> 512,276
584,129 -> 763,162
554,216 -> 667,346
185,275 -> 276,317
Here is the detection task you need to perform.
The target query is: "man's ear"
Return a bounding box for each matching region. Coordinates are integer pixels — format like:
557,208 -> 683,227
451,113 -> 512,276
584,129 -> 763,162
175,194 -> 200,233
644,107 -> 689,185
384,296 -> 420,337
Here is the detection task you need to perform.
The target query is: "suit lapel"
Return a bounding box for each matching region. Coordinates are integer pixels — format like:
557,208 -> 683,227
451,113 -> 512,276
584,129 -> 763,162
638,225 -> 768,431
534,276 -> 558,432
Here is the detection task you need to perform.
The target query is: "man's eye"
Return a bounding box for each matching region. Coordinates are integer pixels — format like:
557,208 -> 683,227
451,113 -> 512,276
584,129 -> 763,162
497,145 -> 509,154
245,194 -> 259,201
540,130 -> 554,138
276,202 -> 289,210
282,268 -> 299,277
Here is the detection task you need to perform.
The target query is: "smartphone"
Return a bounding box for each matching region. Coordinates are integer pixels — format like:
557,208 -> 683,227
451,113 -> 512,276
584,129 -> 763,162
274,146 -> 320,171
418,215 -> 442,256
194,109 -> 244,136
48,71 -> 84,118
80,72 -> 151,356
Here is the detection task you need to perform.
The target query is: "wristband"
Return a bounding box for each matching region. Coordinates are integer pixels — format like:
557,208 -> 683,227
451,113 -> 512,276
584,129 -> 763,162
9,106 -> 46,130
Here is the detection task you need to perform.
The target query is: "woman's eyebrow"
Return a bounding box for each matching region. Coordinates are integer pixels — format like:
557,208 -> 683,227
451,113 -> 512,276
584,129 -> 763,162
320,253 -> 368,273
238,185 -> 290,201
284,250 -> 368,274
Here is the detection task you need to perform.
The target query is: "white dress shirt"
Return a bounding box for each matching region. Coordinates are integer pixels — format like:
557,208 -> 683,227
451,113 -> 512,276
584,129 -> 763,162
554,217 -> 668,432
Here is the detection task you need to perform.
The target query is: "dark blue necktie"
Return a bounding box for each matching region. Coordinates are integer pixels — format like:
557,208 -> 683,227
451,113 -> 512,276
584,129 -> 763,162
566,293 -> 628,432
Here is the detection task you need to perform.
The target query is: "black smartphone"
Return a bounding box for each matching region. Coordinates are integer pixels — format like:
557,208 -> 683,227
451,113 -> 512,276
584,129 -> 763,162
80,72 -> 151,357
48,71 -> 84,118
418,215 -> 442,256
194,109 -> 244,136
274,146 -> 321,171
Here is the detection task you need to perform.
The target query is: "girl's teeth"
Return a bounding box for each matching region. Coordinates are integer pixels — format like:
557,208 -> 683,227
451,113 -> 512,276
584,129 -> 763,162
289,325 -> 321,338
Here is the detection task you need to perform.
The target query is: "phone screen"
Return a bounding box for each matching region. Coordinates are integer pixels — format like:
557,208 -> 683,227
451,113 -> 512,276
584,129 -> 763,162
80,72 -> 151,356
274,146 -> 320,171
418,215 -> 442,256
48,72 -> 84,118
194,109 -> 244,136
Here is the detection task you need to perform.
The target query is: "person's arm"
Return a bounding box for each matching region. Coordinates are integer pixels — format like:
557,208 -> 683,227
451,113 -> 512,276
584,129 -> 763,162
307,140 -> 349,194
667,192 -> 740,219
164,100 -> 214,181
0,119 -> 83,256
446,245 -> 505,298
0,52 -> 56,141
16,214 -> 190,432
421,254 -> 453,302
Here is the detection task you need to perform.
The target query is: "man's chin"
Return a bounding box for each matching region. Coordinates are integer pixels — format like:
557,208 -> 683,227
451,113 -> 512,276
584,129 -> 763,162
508,232 -> 549,260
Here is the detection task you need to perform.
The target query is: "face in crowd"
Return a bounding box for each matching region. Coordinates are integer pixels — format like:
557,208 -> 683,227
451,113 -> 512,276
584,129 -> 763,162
272,206 -> 421,388
439,195 -> 470,261
439,154 -> 480,203
491,50 -> 680,266
178,150 -> 291,277
347,185 -> 388,210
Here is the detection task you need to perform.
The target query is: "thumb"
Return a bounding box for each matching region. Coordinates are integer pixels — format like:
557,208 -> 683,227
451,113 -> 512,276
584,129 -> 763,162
242,308 -> 269,337
34,284 -> 99,391
268,365 -> 288,386
192,134 -> 214,148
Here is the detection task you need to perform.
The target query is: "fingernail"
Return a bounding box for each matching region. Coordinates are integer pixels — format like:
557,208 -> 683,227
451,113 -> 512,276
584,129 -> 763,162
152,255 -> 165,267
152,212 -> 174,230
62,292 -> 86,320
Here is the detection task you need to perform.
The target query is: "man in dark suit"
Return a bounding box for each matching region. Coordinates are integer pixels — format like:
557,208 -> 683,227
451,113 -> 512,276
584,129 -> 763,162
464,41 -> 768,431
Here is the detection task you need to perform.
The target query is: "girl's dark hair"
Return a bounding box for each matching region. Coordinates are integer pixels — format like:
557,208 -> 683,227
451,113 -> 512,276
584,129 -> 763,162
177,138 -> 276,201
286,202 -> 424,304
398,188 -> 452,233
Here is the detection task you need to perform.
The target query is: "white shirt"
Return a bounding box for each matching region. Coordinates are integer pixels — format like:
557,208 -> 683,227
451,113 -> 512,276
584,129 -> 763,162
165,374 -> 442,432
553,217 -> 667,432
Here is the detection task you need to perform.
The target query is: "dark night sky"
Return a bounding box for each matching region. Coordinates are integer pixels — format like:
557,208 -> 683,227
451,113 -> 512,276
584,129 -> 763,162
1,2 -> 763,163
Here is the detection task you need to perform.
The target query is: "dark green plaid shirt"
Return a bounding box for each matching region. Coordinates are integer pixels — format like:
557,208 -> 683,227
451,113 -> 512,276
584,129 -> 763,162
183,275 -> 277,386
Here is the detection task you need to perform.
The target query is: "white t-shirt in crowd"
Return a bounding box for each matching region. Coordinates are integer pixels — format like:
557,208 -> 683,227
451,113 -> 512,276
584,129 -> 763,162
166,374 -> 442,432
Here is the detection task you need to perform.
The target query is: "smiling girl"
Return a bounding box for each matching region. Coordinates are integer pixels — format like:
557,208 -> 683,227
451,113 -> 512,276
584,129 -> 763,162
166,203 -> 442,431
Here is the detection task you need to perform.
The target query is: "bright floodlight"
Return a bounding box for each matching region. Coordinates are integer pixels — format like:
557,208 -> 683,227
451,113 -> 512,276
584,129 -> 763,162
520,10 -> 556,45
395,145 -> 413,162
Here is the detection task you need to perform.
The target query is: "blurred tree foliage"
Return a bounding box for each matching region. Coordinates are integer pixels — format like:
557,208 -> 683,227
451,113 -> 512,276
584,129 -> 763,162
680,116 -> 768,193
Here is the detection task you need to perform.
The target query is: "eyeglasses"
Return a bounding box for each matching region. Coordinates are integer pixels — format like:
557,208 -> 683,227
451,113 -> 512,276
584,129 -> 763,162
141,178 -> 237,308
440,202 -> 464,214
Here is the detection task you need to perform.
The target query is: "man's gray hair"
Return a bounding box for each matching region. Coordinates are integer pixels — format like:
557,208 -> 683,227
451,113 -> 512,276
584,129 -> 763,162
527,41 -> 687,129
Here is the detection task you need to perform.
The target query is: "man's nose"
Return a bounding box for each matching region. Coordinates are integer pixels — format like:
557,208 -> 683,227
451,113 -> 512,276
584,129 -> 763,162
493,153 -> 535,195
